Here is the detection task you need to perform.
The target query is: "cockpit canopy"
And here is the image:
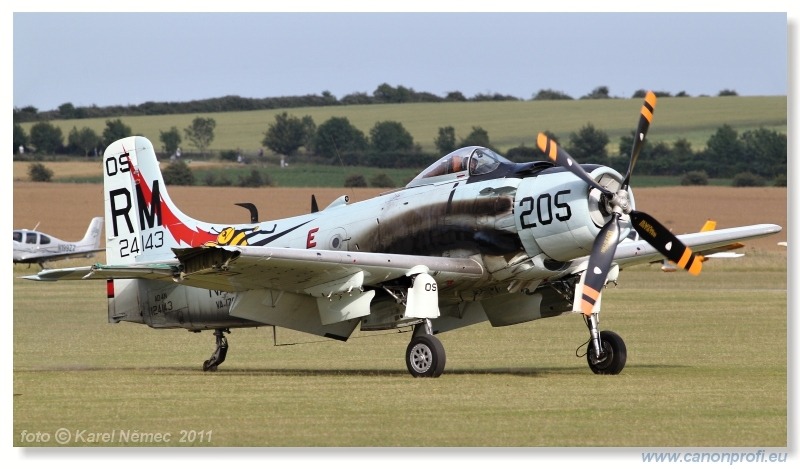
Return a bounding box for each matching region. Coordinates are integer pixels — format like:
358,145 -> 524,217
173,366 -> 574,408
407,147 -> 511,187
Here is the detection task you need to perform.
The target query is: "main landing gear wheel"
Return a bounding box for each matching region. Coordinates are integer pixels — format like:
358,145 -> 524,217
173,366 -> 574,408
586,330 -> 627,375
406,334 -> 446,378
202,328 -> 229,372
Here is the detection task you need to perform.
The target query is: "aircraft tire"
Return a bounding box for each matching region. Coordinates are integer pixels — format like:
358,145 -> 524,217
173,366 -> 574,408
587,330 -> 627,375
202,360 -> 218,372
406,334 -> 446,378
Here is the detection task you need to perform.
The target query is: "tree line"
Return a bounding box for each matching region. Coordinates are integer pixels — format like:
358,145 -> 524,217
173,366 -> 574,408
13,84 -> 739,124
15,107 -> 786,188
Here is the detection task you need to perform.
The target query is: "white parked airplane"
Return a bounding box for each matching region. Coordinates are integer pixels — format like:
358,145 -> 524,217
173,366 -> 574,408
13,217 -> 104,268
24,92 -> 781,376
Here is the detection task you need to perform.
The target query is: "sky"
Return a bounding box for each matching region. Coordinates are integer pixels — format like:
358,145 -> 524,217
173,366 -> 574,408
9,7 -> 791,112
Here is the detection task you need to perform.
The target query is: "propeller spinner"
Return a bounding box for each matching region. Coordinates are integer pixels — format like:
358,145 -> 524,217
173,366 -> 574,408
536,91 -> 701,316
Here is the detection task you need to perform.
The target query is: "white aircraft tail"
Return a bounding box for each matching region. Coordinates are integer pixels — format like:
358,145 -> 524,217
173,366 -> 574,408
79,217 -> 104,249
103,136 -> 222,265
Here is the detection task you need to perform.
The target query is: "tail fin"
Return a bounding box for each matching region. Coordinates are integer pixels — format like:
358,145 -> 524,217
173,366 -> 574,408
103,136 -> 220,265
79,217 -> 104,249
700,219 -> 717,232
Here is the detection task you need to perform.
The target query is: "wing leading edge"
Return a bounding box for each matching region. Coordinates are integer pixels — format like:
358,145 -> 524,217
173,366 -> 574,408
613,223 -> 781,268
173,245 -> 485,293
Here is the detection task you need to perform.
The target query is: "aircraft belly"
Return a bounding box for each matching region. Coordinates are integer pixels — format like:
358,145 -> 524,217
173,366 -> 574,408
430,302 -> 489,333
481,291 -> 544,326
134,281 -> 253,330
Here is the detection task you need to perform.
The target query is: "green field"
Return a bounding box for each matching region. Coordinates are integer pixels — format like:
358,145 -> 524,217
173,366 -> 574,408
13,252 -> 787,448
17,96 -> 787,157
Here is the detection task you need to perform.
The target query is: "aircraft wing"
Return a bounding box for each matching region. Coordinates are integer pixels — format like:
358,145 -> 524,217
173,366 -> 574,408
16,249 -> 105,264
172,246 -> 485,293
25,246 -> 485,294
24,263 -> 178,281
613,223 -> 781,268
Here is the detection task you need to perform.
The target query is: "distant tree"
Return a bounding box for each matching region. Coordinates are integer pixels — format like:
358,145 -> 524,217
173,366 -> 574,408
681,171 -> 709,186
58,102 -> 76,119
460,126 -> 491,148
13,106 -> 39,123
671,138 -> 702,173
13,123 -> 28,154
320,90 -> 337,105
581,86 -> 611,99
57,102 -> 85,119
373,83 -> 412,103
262,112 -> 316,167
617,132 -> 673,175
344,174 -> 368,187
505,144 -> 541,163
369,121 -> 414,153
671,138 -> 694,160
739,127 -> 786,179
444,91 -> 467,102
102,119 -> 132,146
159,126 -> 182,156
370,173 -> 395,188
67,126 -> 101,157
238,169 -> 273,187
28,162 -> 53,182
702,124 -> 745,177
567,123 -> 609,163
434,126 -> 457,155
204,173 -> 233,187
184,116 -> 216,157
533,89 -> 573,100
161,159 -> 194,186
29,121 -> 63,154
471,93 -> 520,102
219,150 -> 238,162
732,171 -> 766,187
340,92 -> 372,105
718,89 -> 738,96
310,117 -> 367,160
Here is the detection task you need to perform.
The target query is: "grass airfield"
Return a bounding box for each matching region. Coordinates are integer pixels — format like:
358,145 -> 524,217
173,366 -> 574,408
13,251 -> 786,448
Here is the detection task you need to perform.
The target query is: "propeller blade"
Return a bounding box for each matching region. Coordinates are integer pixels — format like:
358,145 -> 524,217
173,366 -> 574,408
630,210 -> 702,275
578,215 -> 621,316
623,91 -> 657,188
536,133 -> 611,195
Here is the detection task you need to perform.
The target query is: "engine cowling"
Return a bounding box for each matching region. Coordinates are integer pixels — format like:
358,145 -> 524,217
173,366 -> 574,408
514,166 -> 633,262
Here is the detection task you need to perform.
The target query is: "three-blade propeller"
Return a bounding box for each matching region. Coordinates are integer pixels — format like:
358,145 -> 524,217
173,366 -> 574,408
536,91 -> 701,316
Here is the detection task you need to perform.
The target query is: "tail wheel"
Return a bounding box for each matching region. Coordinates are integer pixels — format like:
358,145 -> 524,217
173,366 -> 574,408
406,334 -> 446,378
587,330 -> 627,375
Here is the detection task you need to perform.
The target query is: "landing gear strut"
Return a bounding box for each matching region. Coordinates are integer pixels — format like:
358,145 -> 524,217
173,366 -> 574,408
202,328 -> 229,372
584,314 -> 626,375
405,320 -> 446,378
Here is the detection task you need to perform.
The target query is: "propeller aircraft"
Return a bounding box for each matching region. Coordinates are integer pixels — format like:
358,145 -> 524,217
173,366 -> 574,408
24,92 -> 781,377
14,217 -> 104,268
